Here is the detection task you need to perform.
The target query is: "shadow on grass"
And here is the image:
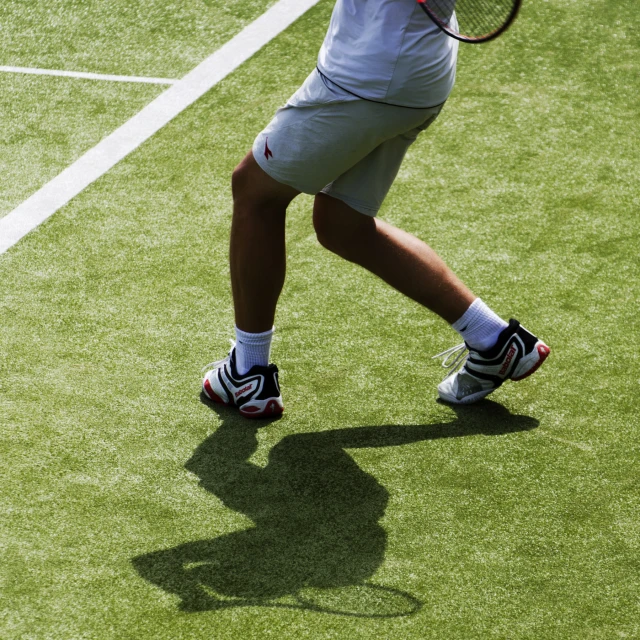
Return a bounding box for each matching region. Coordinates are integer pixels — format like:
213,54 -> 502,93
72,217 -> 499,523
132,398 -> 538,617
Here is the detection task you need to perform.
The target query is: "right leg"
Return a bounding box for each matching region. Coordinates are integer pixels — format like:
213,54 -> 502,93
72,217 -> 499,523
312,193 -> 549,406
313,192 -> 475,324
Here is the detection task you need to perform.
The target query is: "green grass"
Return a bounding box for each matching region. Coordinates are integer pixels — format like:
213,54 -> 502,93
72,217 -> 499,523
0,74 -> 162,218
0,0 -> 277,219
1,0 -> 277,77
1,0 -> 639,638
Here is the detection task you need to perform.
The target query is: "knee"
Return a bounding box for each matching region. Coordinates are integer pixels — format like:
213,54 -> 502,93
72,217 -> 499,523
313,204 -> 342,254
313,195 -> 371,257
231,157 -> 254,205
231,157 -> 272,225
231,153 -> 297,221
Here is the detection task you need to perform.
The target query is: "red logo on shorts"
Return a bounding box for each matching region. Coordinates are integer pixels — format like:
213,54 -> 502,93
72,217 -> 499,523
264,138 -> 273,160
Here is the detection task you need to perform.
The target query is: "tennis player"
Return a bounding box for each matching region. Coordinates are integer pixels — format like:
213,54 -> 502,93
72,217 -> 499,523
202,0 -> 549,417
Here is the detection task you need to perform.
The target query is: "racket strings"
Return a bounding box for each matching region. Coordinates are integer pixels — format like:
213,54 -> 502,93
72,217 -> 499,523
426,0 -> 516,39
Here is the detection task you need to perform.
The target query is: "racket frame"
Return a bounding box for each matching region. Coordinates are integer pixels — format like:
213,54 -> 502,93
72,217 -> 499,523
417,0 -> 523,44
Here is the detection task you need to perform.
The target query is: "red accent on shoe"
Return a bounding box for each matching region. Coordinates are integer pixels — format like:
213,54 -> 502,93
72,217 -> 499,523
203,378 -> 226,404
499,344 -> 518,376
239,400 -> 284,419
264,138 -> 273,160
266,400 -> 283,415
235,384 -> 253,398
512,343 -> 551,381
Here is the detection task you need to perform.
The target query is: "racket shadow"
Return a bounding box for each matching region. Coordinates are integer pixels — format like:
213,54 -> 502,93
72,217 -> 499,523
132,398 -> 538,617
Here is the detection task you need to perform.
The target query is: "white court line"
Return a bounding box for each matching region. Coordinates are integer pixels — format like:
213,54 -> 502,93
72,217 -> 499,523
0,65 -> 177,85
0,0 -> 322,255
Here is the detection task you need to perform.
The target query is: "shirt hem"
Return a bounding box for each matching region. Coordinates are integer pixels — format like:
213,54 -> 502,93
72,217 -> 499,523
316,67 -> 447,111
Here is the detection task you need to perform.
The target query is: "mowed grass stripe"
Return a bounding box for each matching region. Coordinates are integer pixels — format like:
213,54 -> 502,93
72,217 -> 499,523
0,0 -> 322,255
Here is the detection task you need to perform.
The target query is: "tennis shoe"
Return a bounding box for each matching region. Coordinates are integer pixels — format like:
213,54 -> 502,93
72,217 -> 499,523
202,343 -> 283,418
433,319 -> 550,404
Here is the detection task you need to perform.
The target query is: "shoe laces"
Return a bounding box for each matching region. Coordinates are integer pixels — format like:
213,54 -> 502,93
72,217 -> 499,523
432,342 -> 468,380
202,339 -> 236,373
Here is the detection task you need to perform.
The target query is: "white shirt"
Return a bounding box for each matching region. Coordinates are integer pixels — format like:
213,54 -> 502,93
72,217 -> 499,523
317,0 -> 458,108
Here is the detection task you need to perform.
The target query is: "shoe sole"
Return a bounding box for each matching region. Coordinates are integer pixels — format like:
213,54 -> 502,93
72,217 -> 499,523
438,387 -> 494,405
203,378 -> 284,419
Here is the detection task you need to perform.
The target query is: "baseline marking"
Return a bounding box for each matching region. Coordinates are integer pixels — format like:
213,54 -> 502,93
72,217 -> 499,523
0,0 -> 322,255
0,65 -> 177,85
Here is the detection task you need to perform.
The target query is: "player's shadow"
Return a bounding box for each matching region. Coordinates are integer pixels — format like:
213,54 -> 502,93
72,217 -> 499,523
132,399 -> 538,617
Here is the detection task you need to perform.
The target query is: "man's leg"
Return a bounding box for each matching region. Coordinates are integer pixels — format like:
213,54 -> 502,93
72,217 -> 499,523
230,152 -> 299,333
201,153 -> 297,417
312,192 -> 550,404
312,192 -> 474,324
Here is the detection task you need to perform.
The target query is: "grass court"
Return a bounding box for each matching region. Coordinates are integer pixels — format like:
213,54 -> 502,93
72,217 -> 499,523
1,0 -> 638,638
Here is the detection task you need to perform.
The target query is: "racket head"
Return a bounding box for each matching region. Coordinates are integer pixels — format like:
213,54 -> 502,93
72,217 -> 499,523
417,0 -> 523,44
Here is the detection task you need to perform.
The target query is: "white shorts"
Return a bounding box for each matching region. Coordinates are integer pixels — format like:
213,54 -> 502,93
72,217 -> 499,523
253,70 -> 443,216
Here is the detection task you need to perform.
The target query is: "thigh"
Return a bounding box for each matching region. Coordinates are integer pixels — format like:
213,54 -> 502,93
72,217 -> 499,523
321,107 -> 442,217
233,151 -> 299,208
252,70 -> 438,197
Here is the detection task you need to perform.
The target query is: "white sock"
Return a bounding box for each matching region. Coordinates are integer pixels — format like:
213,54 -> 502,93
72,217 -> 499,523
451,298 -> 508,351
234,326 -> 274,375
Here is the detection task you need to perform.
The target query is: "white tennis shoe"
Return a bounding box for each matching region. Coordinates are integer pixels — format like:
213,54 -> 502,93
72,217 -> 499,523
434,319 -> 550,404
202,343 -> 283,418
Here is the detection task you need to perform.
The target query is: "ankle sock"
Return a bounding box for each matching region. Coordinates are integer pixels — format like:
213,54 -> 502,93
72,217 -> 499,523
452,298 -> 508,351
234,326 -> 274,375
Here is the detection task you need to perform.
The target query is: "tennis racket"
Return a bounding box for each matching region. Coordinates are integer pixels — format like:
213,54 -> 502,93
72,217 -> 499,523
417,0 -> 522,43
